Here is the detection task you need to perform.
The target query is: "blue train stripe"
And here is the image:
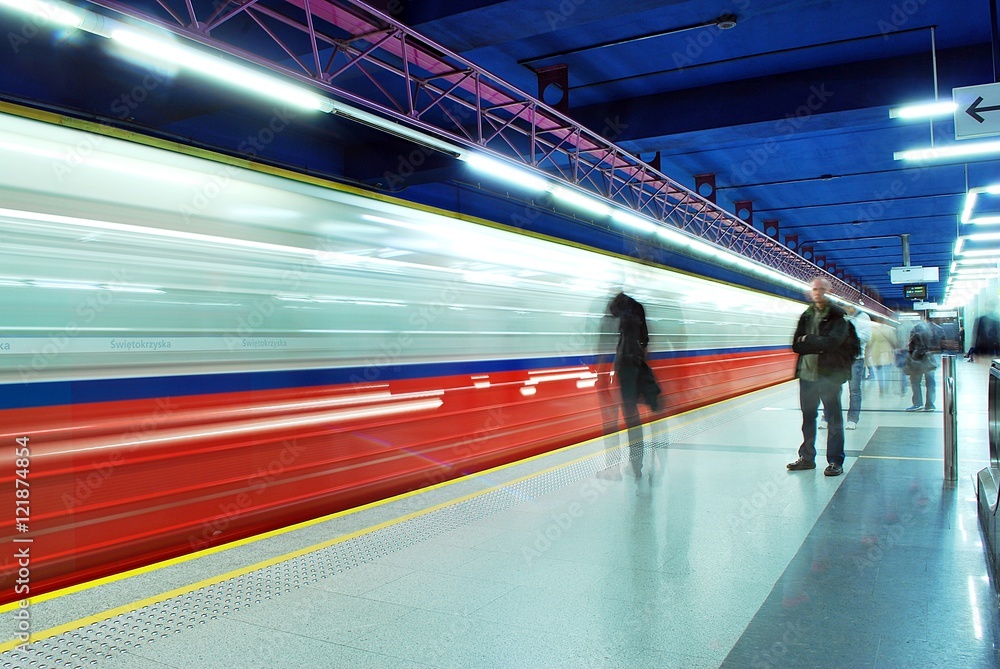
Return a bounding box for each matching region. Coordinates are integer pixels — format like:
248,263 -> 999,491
0,346 -> 790,410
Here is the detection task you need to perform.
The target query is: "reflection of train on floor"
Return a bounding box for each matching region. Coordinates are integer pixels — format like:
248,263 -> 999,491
0,109 -> 803,603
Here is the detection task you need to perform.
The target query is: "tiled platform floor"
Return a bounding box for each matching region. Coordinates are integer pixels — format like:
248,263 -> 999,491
2,357 -> 997,668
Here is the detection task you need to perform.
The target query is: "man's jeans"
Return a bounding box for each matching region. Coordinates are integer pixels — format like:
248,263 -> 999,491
800,376 -> 846,466
910,370 -> 937,409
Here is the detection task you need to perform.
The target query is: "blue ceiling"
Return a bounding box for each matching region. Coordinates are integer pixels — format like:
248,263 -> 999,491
1,0 -> 997,310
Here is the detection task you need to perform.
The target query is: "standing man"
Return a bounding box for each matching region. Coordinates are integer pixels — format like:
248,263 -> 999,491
787,277 -> 853,477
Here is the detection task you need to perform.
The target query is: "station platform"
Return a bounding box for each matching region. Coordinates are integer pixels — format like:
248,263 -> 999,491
2,358 -> 998,668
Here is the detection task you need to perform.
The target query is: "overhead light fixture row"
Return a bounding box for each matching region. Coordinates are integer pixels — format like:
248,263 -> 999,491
0,0 -> 859,308
895,140 -> 1000,162
889,100 -> 957,119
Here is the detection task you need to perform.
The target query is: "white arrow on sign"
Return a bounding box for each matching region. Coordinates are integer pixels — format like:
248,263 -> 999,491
954,83 -> 1000,140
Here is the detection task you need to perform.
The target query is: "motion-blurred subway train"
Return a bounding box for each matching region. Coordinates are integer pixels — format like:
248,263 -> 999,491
0,108 -> 803,603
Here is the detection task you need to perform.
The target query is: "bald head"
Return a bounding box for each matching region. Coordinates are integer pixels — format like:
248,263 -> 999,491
808,277 -> 831,309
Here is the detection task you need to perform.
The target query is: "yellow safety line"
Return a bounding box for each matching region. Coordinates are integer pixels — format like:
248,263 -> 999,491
1,376 -> 781,612
0,428 -> 639,649
0,377 -> 790,652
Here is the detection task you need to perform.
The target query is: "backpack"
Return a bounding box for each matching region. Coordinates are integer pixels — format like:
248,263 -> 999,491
843,319 -> 861,360
909,325 -> 929,360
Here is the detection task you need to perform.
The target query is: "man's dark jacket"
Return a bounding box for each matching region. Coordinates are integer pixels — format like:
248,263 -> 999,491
791,302 -> 853,384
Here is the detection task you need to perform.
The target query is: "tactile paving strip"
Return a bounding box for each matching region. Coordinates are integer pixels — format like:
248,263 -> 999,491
0,387 -> 782,668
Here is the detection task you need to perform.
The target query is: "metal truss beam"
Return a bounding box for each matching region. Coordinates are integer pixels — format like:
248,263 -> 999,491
78,0 -> 889,315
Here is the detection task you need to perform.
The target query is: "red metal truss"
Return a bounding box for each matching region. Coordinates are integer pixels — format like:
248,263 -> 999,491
78,0 -> 888,315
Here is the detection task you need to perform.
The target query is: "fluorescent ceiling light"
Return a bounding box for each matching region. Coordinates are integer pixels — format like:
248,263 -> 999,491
655,226 -> 691,246
550,185 -> 611,217
1,1 -> 475,157
895,140 -> 1000,162
0,0 -> 82,26
958,247 -> 1000,258
953,268 -> 998,278
960,185 -> 1000,224
463,153 -> 548,190
325,100 -> 465,156
962,191 -> 978,223
963,231 -> 1000,243
611,211 -> 657,234
956,233 -> 1000,257
110,29 -> 335,113
888,100 -> 957,119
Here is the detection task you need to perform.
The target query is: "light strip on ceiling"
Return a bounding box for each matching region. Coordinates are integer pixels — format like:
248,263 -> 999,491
0,0 -> 81,26
954,233 -> 1000,257
960,185 -> 1000,224
0,0 -> 475,157
109,29 -> 337,113
888,100 -> 957,119
895,140 -> 1000,162
0,1 -> 863,309
463,153 -> 547,190
550,185 -> 612,216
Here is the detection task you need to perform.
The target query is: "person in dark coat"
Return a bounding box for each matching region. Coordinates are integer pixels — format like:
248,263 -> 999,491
969,312 -> 1000,362
787,277 -> 853,477
607,292 -> 659,479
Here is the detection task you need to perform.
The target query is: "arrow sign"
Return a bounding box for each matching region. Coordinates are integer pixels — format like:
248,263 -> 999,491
954,84 -> 1000,140
965,96 -> 1000,123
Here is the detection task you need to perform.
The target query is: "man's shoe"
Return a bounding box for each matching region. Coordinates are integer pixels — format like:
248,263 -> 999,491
787,458 -> 816,471
923,406 -> 935,412
824,464 -> 844,477
846,421 -> 857,430
904,405 -> 922,412
817,419 -> 828,430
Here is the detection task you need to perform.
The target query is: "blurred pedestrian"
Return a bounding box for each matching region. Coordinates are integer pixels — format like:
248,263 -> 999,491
822,304 -> 870,430
969,311 -> 1000,363
903,317 -> 939,412
607,292 -> 660,480
867,322 -> 898,396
